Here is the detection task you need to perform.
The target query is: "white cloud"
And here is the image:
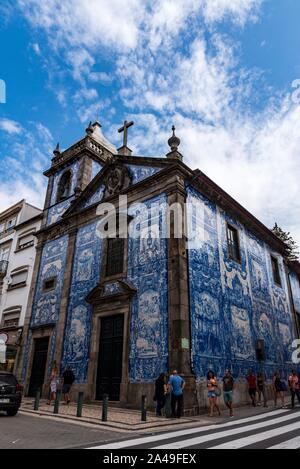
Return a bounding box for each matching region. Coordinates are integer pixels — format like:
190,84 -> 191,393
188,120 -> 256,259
202,0 -> 262,25
31,42 -> 41,55
14,0 -> 300,247
0,118 -> 23,135
0,122 -> 53,212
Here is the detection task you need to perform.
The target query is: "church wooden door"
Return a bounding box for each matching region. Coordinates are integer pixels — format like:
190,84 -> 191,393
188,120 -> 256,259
28,337 -> 49,397
96,315 -> 124,401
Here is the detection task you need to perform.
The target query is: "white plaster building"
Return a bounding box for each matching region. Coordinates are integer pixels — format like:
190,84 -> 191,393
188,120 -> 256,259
0,200 -> 42,372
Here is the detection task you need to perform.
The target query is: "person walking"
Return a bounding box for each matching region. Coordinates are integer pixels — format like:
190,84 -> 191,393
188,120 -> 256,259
154,373 -> 167,416
207,371 -> 221,418
222,369 -> 234,417
47,362 -> 59,405
288,370 -> 300,408
272,372 -> 286,408
62,366 -> 75,405
257,372 -> 268,407
246,370 -> 257,407
168,370 -> 185,418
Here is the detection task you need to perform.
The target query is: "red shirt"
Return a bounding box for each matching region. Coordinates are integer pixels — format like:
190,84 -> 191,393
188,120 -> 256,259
247,375 -> 257,389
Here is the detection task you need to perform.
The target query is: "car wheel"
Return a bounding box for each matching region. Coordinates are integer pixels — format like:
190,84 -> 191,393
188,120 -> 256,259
7,409 -> 18,417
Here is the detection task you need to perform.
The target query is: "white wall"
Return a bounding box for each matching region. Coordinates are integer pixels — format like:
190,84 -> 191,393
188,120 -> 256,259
0,202 -> 42,327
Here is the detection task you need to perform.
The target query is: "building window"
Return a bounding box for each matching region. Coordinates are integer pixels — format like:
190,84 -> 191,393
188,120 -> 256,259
226,223 -> 241,263
7,218 -> 16,230
17,232 -> 35,251
271,255 -> 282,286
0,244 -> 10,261
2,309 -> 21,329
106,238 -> 125,277
0,218 -> 16,237
42,277 -> 57,293
56,170 -> 72,203
8,268 -> 28,290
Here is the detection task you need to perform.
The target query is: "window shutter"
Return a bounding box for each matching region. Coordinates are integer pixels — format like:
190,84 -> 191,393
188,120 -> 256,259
11,270 -> 28,286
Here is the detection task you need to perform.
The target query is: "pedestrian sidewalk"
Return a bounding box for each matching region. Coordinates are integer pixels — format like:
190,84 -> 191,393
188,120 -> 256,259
19,397 -> 297,433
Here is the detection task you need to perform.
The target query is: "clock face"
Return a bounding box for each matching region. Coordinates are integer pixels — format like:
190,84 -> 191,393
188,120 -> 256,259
0,333 -> 8,345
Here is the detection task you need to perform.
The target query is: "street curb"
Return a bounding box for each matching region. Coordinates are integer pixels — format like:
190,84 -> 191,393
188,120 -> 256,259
19,407 -> 196,432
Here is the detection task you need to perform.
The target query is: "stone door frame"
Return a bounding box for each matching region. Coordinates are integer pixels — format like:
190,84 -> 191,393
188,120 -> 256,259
86,301 -> 131,404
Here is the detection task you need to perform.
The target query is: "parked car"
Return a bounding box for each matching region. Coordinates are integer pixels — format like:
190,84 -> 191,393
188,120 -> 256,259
0,371 -> 22,416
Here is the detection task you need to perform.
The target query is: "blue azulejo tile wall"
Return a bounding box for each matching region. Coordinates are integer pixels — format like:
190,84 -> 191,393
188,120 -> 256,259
126,165 -> 161,185
128,194 -> 169,382
31,236 -> 69,328
61,221 -> 102,383
21,236 -> 69,382
186,185 -> 296,381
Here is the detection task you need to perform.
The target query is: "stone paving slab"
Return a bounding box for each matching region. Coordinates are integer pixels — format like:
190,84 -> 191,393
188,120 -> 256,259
20,398 -> 295,433
20,398 -> 196,431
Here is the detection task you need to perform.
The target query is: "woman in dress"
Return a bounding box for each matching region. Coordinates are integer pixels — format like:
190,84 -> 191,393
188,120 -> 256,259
47,363 -> 59,405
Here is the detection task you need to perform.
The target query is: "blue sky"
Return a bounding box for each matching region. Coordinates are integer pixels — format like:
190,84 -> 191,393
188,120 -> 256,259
0,0 -> 300,245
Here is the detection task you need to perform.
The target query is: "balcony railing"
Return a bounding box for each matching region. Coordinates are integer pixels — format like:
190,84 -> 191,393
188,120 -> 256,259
0,260 -> 8,279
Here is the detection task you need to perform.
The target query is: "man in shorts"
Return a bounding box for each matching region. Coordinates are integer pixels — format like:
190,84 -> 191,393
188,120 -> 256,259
222,369 -> 234,417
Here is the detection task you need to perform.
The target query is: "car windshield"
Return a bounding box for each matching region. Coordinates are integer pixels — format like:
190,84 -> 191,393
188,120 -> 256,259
0,374 -> 17,386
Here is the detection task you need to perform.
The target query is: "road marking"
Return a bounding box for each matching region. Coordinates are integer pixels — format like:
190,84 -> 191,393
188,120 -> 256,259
151,413 -> 299,449
88,409 -> 289,449
267,436 -> 300,450
210,421 -> 300,449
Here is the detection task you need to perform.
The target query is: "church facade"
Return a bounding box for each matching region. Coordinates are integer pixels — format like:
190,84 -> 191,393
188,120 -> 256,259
18,120 -> 300,411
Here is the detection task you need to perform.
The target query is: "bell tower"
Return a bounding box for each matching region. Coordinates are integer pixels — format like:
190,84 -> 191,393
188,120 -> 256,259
42,121 -> 116,227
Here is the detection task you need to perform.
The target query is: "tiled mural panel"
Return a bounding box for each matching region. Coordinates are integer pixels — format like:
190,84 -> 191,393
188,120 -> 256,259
47,199 -> 73,225
31,236 -> 69,327
91,160 -> 103,179
83,184 -> 105,209
61,222 -> 102,383
126,165 -> 161,184
128,194 -> 169,382
187,185 -> 296,381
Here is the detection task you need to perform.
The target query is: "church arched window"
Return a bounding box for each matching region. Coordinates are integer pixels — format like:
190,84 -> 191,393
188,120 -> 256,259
56,170 -> 72,203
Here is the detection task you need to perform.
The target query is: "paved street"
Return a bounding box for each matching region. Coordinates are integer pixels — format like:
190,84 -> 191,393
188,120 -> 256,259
89,408 -> 300,450
0,412 -> 133,449
1,407 -> 300,449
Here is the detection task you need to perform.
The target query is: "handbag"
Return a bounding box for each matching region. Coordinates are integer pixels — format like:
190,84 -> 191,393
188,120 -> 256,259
215,387 -> 222,397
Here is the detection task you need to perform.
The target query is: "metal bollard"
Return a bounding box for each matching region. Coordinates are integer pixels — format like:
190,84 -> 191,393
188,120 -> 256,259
53,390 -> 62,414
141,395 -> 147,422
34,388 -> 40,411
77,392 -> 84,418
102,394 -> 109,422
